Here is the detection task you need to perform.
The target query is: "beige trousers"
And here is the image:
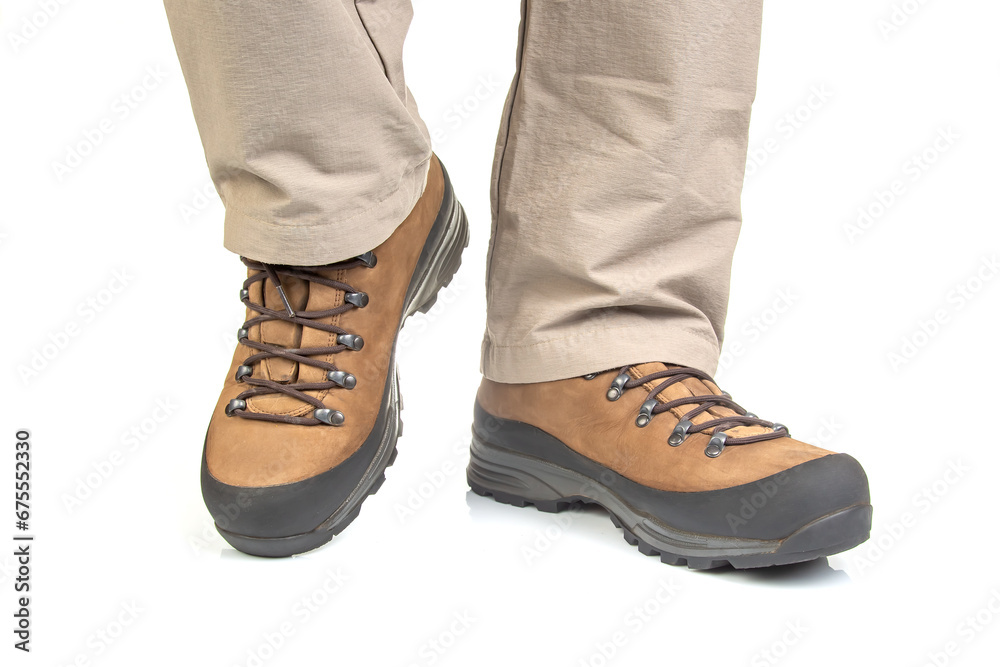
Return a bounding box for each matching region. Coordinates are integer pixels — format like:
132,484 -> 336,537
164,0 -> 763,383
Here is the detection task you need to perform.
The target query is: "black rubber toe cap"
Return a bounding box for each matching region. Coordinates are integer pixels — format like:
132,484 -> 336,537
200,439 -> 374,539
679,453 -> 871,540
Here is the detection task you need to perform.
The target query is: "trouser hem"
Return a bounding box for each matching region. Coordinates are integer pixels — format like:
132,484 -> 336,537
481,323 -> 722,383
222,157 -> 430,265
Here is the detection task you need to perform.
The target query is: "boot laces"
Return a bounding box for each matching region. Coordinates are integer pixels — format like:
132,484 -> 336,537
224,252 -> 377,426
596,365 -> 788,457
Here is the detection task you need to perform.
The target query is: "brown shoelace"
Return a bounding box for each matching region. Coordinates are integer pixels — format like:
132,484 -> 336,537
224,252 -> 377,426
596,365 -> 788,457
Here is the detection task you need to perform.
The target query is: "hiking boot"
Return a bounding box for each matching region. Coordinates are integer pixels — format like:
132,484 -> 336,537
469,363 -> 871,569
202,156 -> 468,557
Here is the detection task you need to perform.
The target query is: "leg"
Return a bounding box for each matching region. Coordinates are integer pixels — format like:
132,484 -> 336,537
164,0 -> 432,265
484,0 -> 761,382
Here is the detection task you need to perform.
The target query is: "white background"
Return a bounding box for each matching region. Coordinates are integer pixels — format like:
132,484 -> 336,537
2,1 -> 999,665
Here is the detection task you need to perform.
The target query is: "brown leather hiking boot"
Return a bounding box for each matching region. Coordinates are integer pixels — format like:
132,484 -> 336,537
469,363 -> 872,569
202,156 -> 468,557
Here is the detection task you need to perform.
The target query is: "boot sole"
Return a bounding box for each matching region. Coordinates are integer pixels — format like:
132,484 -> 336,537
210,164 -> 470,557
468,406 -> 872,570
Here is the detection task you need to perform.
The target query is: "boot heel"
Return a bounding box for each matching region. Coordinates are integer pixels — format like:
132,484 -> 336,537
406,162 -> 470,317
467,433 -> 579,513
417,202 -> 468,315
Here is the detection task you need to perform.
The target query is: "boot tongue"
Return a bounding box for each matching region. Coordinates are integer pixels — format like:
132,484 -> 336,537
251,272 -> 308,382
627,362 -> 770,437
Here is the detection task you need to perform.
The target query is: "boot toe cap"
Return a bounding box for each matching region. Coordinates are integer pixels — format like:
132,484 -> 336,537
696,453 -> 871,541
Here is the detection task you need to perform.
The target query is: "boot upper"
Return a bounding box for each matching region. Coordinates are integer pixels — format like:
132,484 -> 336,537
205,156 -> 445,489
476,362 -> 832,494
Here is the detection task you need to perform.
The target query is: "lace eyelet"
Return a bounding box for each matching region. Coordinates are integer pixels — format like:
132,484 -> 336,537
606,373 -> 630,401
583,372 -> 598,380
327,370 -> 357,389
235,365 -> 253,381
705,433 -> 727,458
239,288 -> 249,301
225,399 -> 246,417
237,327 -> 249,341
337,334 -> 364,351
668,419 -> 693,446
313,408 -> 345,426
357,251 -> 377,268
345,291 -> 369,308
635,399 -> 658,428
771,422 -> 789,435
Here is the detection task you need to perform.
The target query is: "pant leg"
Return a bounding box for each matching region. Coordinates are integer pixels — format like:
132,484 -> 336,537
483,0 -> 763,383
163,0 -> 430,265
